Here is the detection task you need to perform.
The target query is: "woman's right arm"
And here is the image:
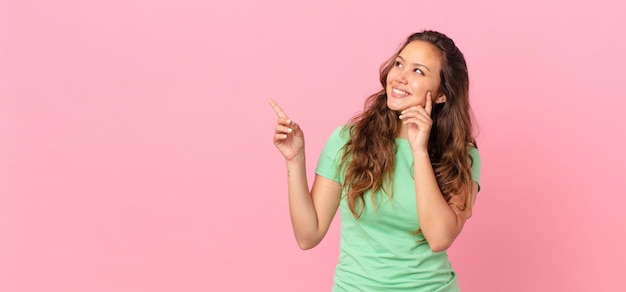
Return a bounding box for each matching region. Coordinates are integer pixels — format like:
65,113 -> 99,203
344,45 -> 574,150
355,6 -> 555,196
270,100 -> 342,250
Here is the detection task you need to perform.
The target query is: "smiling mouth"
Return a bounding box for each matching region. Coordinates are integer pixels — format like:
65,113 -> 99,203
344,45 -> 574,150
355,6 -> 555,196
392,88 -> 409,96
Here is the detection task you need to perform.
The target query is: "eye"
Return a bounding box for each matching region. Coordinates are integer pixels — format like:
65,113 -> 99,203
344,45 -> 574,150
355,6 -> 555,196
413,68 -> 423,75
394,60 -> 402,68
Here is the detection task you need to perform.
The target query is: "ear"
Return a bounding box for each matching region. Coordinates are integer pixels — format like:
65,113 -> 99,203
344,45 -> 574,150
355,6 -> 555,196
434,92 -> 447,104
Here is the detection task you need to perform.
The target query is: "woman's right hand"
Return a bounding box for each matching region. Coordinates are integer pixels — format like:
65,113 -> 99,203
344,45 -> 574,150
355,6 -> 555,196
269,99 -> 305,162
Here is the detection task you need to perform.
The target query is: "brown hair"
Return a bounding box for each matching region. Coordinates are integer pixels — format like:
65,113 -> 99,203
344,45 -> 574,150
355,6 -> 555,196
339,30 -> 477,218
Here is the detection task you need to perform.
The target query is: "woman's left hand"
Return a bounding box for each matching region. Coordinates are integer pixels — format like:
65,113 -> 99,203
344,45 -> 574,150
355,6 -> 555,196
399,92 -> 433,153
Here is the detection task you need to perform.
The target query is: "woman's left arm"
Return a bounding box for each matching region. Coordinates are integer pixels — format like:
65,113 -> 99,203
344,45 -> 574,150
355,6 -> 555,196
399,92 -> 478,252
412,152 -> 478,252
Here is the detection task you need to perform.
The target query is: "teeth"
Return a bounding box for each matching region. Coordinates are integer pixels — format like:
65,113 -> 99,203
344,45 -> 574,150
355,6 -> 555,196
393,88 -> 408,95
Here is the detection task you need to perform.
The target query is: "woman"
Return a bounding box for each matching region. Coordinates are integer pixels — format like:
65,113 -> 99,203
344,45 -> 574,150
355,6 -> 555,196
270,30 -> 481,291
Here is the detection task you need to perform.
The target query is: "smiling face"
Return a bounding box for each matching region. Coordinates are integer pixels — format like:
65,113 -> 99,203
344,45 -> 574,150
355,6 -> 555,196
386,40 -> 447,112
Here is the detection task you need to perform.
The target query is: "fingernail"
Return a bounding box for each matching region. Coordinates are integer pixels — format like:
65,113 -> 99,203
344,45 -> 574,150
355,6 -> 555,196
288,128 -> 293,133
287,119 -> 292,124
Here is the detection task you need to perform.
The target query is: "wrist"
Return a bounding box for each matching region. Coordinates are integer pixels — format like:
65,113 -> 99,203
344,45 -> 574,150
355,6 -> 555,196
412,149 -> 429,159
286,153 -> 306,165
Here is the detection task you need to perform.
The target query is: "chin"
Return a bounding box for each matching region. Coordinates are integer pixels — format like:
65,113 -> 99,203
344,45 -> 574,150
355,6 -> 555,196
386,100 -> 405,112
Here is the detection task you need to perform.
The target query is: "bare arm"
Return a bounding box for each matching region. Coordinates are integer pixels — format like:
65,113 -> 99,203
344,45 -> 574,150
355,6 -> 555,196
270,100 -> 342,249
399,93 -> 478,251
287,157 -> 341,249
412,151 -> 478,252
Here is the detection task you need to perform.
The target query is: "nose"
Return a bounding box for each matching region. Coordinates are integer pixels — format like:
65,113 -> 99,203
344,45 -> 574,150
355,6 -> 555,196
396,68 -> 409,84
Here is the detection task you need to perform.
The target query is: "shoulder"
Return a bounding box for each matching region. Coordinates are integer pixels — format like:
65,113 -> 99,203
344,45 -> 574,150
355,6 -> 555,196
466,145 -> 482,189
316,125 -> 352,182
318,125 -> 352,163
467,145 -> 481,162
325,125 -> 351,146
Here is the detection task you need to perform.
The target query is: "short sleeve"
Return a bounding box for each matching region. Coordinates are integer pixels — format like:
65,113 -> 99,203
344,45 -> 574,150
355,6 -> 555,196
315,126 -> 349,184
468,146 -> 482,191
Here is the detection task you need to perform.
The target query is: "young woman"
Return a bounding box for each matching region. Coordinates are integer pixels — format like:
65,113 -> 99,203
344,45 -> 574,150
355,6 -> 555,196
270,30 -> 481,291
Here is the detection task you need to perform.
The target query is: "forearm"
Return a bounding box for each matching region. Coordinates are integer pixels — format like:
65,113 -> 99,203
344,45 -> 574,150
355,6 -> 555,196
412,151 -> 463,252
285,155 -> 323,249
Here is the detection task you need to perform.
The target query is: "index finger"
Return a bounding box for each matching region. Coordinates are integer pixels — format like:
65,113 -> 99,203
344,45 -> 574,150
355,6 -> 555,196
425,92 -> 433,116
268,99 -> 289,118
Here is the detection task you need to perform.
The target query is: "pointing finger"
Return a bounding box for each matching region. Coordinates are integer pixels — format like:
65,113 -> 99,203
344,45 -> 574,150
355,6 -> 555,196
268,99 -> 288,118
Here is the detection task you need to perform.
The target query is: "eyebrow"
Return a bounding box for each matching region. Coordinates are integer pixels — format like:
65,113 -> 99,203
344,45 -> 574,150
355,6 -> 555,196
397,55 -> 431,72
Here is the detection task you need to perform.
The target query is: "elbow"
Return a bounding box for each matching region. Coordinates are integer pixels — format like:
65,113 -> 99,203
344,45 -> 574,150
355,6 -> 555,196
422,222 -> 463,252
428,241 -> 452,252
296,237 -> 321,250
425,235 -> 455,252
297,242 -> 317,250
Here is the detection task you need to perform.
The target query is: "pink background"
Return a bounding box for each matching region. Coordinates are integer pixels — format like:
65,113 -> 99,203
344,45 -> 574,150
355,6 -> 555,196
2,0 -> 625,291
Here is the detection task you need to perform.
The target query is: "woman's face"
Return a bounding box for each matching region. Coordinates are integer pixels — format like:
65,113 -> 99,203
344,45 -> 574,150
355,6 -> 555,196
386,40 -> 446,112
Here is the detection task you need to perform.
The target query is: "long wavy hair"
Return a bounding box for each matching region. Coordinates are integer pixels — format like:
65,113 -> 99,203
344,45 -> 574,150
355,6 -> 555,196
339,30 -> 477,219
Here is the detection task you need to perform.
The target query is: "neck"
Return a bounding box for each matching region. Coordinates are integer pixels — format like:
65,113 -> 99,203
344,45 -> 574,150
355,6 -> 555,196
396,123 -> 409,139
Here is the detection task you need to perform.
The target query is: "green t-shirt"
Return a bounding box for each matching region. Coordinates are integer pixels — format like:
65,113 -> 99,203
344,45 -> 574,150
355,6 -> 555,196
315,126 -> 481,292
